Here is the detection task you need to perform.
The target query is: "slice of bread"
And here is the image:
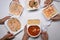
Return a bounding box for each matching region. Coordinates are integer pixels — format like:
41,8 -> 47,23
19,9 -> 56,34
28,19 -> 40,25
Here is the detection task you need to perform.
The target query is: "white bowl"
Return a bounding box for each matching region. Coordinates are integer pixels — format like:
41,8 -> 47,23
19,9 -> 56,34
27,24 -> 41,37
26,0 -> 40,10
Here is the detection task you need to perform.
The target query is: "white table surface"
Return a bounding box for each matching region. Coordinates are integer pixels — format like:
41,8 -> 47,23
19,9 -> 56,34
0,0 -> 60,40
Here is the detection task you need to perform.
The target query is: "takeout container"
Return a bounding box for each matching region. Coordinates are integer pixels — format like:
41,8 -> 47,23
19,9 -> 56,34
9,1 -> 23,17
42,4 -> 58,20
26,0 -> 40,10
27,19 -> 41,37
5,16 -> 23,35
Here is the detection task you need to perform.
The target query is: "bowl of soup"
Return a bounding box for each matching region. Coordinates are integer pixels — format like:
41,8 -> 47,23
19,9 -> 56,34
27,25 -> 41,37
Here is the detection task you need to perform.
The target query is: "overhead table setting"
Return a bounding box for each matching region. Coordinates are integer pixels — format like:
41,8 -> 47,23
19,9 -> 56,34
0,0 -> 60,40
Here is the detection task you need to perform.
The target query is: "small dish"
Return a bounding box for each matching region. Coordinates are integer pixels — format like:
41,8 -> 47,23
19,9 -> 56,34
26,0 -> 40,10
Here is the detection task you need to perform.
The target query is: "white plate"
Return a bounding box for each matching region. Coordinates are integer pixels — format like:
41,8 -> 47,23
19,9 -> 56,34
5,16 -> 24,35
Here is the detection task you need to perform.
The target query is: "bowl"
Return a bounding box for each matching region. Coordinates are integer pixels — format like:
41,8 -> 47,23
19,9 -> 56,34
26,0 -> 40,10
27,25 -> 41,37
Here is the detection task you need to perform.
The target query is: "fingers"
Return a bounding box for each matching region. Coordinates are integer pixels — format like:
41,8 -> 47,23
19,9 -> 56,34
41,31 -> 48,40
7,32 -> 15,39
9,35 -> 14,39
38,0 -> 40,4
1,16 -> 11,24
24,25 -> 27,30
45,0 -> 53,4
7,32 -> 13,36
7,31 -> 11,34
4,16 -> 11,19
2,16 -> 11,21
51,18 -> 60,21
44,0 -> 53,7
50,18 -> 57,21
50,14 -> 60,21
24,25 -> 27,34
23,25 -> 29,39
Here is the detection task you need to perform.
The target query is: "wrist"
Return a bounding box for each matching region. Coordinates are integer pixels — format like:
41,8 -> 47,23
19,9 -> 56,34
0,19 -> 4,24
0,37 -> 5,40
24,33 -> 29,38
22,34 -> 29,40
1,19 -> 5,24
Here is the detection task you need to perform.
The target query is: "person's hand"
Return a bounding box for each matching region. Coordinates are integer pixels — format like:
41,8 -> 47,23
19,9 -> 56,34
1,32 -> 14,40
50,14 -> 60,21
22,25 -> 29,40
41,31 -> 48,40
38,0 -> 40,4
1,16 -> 10,24
44,0 -> 53,7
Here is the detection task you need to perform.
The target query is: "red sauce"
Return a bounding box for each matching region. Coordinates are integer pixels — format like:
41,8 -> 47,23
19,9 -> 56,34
28,25 -> 40,36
